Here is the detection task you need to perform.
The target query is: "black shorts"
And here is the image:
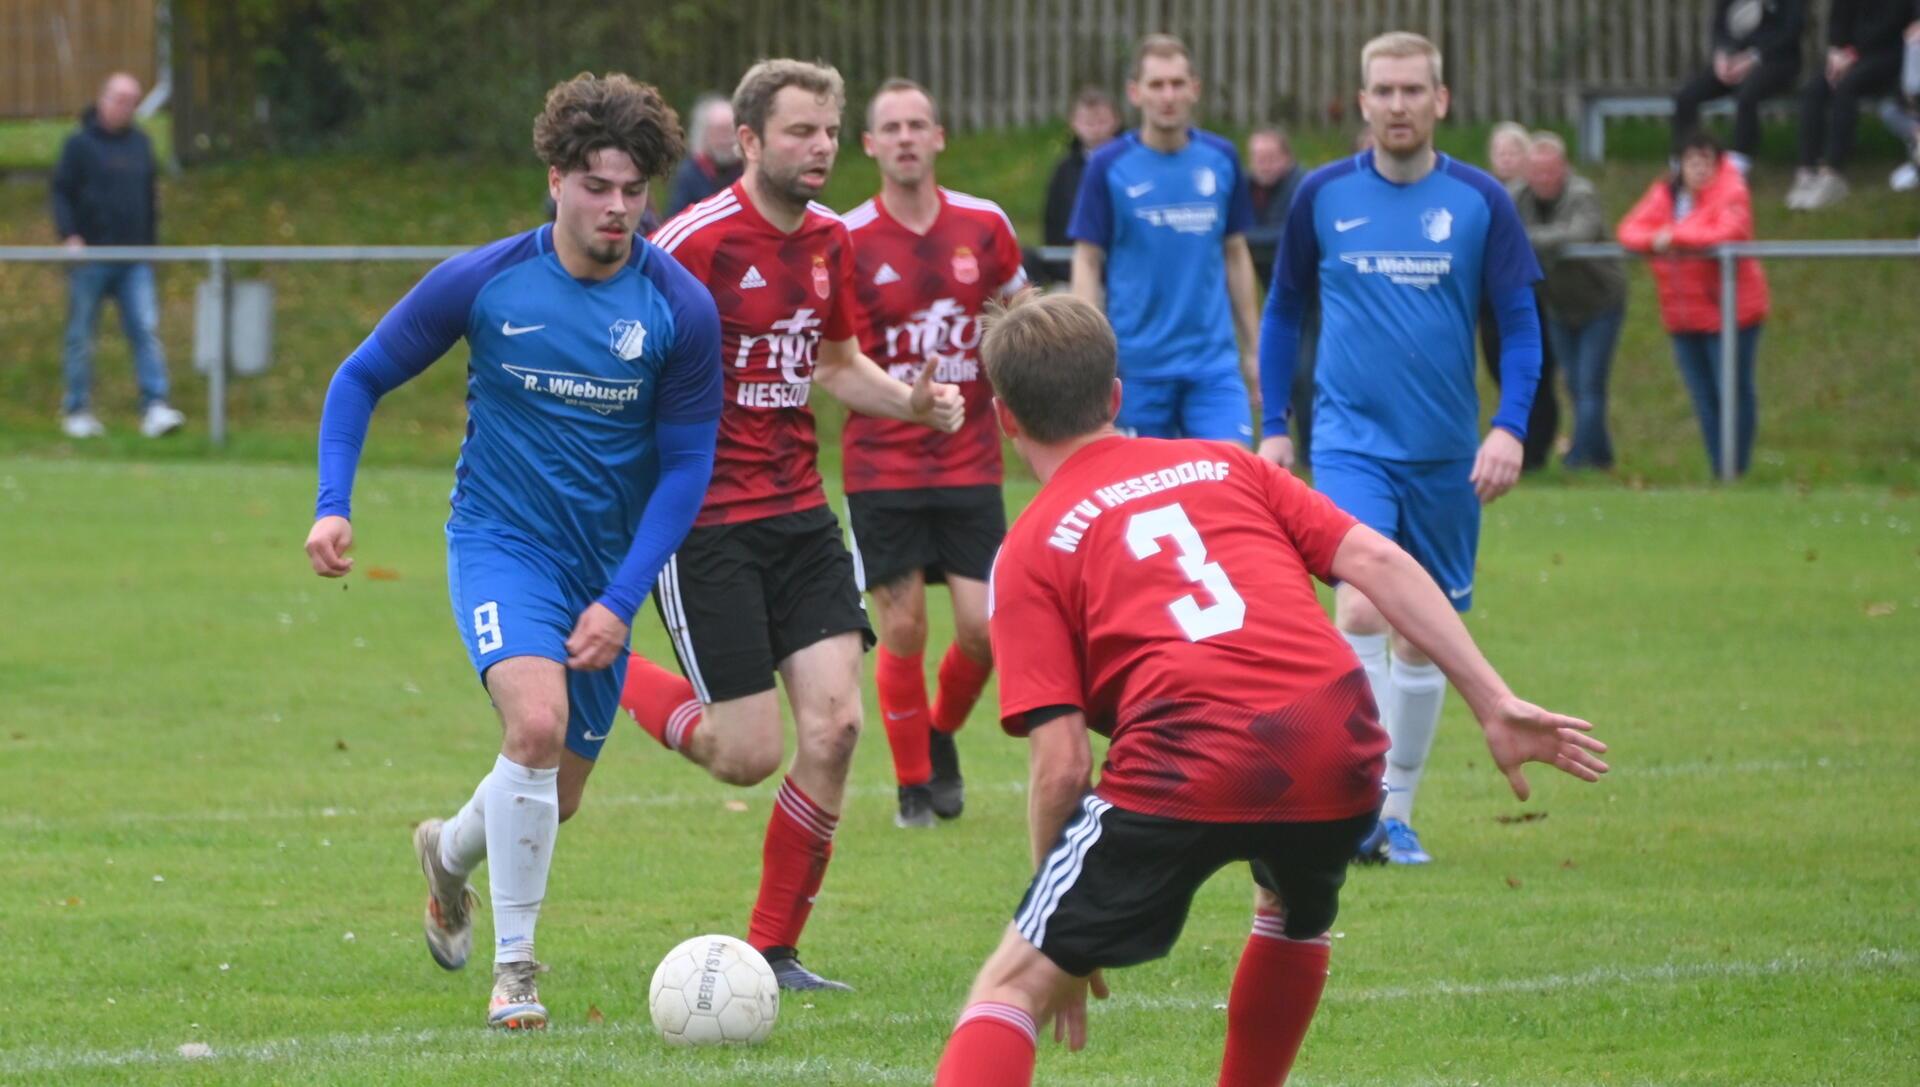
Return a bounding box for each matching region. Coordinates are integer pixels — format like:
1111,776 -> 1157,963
654,505 -> 874,704
1013,796 -> 1378,978
845,485 -> 1007,591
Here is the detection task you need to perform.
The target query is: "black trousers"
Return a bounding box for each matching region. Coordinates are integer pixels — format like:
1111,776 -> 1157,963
1799,50 -> 1905,168
1479,293 -> 1560,473
1672,58 -> 1801,155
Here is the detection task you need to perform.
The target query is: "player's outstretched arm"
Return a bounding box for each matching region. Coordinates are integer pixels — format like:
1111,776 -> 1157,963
1328,525 -> 1609,799
813,336 -> 964,432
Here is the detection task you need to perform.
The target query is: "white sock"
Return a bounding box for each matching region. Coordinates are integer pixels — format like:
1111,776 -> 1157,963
482,754 -> 559,964
1381,658 -> 1447,824
439,777 -> 489,878
1341,631 -> 1391,727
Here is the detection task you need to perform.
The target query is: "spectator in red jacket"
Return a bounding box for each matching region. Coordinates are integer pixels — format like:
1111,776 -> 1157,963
1618,131 -> 1770,478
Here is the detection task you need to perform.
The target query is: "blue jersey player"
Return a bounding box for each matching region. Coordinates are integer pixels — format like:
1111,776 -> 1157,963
304,75 -> 722,1028
1258,32 -> 1543,867
1068,33 -> 1263,443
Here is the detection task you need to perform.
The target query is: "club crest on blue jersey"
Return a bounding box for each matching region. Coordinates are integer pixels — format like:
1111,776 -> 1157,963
1421,207 -> 1453,243
1193,167 -> 1216,196
609,319 -> 648,361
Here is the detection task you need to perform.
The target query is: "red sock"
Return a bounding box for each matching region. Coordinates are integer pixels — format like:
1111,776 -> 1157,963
931,644 -> 993,734
1217,912 -> 1332,1087
621,653 -> 703,752
875,647 -> 932,786
747,776 -> 837,953
934,1002 -> 1038,1087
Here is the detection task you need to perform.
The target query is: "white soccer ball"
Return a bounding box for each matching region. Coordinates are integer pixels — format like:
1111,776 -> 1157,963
648,934 -> 780,1046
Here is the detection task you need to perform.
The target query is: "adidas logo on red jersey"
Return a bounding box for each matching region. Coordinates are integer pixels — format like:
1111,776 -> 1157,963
739,265 -> 767,290
872,263 -> 901,286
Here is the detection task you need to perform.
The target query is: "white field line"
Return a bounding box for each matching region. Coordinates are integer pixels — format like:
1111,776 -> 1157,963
0,755 -> 1876,832
2,947 -> 1906,1078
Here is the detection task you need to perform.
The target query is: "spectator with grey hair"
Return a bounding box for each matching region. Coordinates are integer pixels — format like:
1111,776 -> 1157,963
51,71 -> 184,440
1479,120 -> 1559,472
1510,132 -> 1627,469
1673,0 -> 1807,172
665,94 -> 743,217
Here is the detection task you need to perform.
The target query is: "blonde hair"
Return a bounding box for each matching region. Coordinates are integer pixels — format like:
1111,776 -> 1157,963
1528,130 -> 1568,158
1361,31 -> 1443,87
1489,121 -> 1530,155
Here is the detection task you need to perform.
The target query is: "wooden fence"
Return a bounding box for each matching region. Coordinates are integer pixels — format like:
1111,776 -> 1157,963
1,0 -> 158,119
718,0 -> 1776,129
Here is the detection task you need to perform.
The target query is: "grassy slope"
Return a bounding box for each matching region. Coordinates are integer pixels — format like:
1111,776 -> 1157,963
0,457 -> 1915,1084
1,119 -> 1916,484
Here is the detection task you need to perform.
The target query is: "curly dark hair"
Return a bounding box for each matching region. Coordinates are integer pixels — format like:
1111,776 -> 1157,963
533,73 -> 684,178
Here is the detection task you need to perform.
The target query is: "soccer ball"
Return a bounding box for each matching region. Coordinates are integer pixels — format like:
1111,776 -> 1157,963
648,934 -> 780,1046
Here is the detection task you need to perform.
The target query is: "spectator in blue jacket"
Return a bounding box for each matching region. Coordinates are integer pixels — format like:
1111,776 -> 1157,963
51,72 -> 184,439
663,95 -> 742,218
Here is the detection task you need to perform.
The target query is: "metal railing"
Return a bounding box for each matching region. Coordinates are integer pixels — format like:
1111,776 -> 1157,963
3,239 -> 1917,477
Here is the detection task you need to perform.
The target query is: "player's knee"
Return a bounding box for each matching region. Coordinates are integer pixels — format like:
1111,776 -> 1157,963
1335,591 -> 1388,637
709,743 -> 782,787
798,709 -> 862,771
1388,632 -> 1432,665
955,625 -> 993,666
501,709 -> 567,766
880,611 -> 928,654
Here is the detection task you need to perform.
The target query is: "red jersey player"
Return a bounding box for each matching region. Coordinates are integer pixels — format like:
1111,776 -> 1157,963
621,59 -> 964,993
842,78 -> 1027,829
933,292 -> 1608,1087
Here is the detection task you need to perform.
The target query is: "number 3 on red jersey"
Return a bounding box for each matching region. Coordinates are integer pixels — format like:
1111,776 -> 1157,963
1125,502 -> 1247,642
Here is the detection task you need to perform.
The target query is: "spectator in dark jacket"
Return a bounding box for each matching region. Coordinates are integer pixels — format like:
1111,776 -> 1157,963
1512,133 -> 1628,470
51,72 -> 183,440
1673,0 -> 1806,169
1243,125 -> 1301,278
664,94 -> 743,217
1789,0 -> 1912,209
1879,4 -> 1920,190
1028,87 -> 1119,284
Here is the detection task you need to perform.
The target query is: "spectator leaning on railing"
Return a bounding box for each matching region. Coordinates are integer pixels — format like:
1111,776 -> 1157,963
1618,131 -> 1770,479
1480,121 -> 1559,472
1510,133 -> 1626,471
1789,0 -> 1913,210
1673,0 -> 1806,174
50,72 -> 186,441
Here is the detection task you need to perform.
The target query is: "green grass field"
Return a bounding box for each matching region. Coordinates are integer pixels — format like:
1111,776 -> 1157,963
3,455 -> 1916,1085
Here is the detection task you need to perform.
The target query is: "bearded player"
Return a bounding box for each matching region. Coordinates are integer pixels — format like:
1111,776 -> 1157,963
933,292 -> 1604,1086
842,78 -> 1027,829
306,75 -> 720,1028
620,59 -> 964,992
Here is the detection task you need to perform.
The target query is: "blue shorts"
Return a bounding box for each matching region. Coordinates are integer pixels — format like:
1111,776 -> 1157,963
1116,369 -> 1253,444
1311,450 -> 1480,611
446,527 -> 626,761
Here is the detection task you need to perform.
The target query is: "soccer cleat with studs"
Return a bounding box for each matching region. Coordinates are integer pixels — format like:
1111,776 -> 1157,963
762,947 -> 854,992
413,818 -> 479,971
488,960 -> 549,1029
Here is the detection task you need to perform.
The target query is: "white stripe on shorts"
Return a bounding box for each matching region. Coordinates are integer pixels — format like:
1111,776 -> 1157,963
655,555 -> 712,704
1015,794 -> 1112,949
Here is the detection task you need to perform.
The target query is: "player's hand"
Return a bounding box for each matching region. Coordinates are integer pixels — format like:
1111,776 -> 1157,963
908,360 -> 965,433
1470,428 -> 1523,504
1050,969 -> 1109,1051
1475,695 -> 1609,801
564,602 -> 629,671
305,515 -> 354,577
1258,434 -> 1295,469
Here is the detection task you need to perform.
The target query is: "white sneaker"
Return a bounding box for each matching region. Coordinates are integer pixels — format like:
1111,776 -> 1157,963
1891,162 -> 1919,193
1784,168 -> 1817,209
140,402 -> 186,438
61,412 -> 106,439
1801,170 -> 1850,210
